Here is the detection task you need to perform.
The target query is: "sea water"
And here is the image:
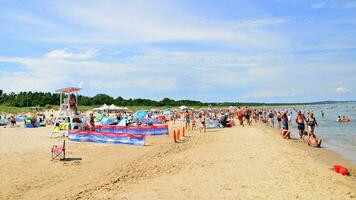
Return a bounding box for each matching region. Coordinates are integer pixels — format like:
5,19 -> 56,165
285,103 -> 356,163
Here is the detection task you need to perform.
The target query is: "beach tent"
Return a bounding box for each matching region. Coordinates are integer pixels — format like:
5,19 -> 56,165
118,118 -> 129,126
95,113 -> 105,121
108,104 -> 120,111
133,110 -> 147,122
179,106 -> 188,111
163,108 -> 172,115
115,106 -> 129,111
93,104 -> 109,111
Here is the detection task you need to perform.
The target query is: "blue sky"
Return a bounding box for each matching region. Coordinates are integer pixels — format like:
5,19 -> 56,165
0,0 -> 355,103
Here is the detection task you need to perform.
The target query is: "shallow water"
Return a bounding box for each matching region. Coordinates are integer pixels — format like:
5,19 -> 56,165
283,103 -> 356,163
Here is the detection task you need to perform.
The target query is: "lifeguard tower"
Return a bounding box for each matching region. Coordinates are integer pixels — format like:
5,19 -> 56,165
51,87 -> 82,138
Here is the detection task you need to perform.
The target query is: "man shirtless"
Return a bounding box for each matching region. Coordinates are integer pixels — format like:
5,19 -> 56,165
295,111 -> 306,140
245,107 -> 252,125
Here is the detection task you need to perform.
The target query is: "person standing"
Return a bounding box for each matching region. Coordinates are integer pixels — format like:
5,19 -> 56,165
236,107 -> 244,126
306,112 -> 318,136
184,110 -> 190,130
276,112 -> 282,129
295,111 -> 306,140
268,111 -> 275,128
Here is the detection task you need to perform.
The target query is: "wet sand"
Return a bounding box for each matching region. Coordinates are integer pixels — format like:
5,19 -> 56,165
0,122 -> 355,199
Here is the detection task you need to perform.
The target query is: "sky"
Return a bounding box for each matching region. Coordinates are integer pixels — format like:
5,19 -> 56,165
0,0 -> 355,103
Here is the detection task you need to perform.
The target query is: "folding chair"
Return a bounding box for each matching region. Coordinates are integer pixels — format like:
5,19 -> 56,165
51,140 -> 66,160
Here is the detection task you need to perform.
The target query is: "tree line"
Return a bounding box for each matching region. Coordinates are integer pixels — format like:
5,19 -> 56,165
0,89 -> 301,108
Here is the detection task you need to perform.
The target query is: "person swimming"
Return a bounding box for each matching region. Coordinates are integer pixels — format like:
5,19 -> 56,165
336,116 -> 342,122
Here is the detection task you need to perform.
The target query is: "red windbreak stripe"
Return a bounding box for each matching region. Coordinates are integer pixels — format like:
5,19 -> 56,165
94,125 -> 168,130
69,130 -> 145,139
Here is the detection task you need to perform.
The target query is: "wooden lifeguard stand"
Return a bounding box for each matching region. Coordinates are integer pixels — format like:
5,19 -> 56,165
51,87 -> 81,138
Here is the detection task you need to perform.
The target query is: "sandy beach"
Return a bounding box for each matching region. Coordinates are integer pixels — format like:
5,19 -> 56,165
0,122 -> 355,200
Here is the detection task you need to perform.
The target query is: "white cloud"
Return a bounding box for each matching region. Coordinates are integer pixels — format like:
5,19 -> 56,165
45,48 -> 97,60
0,1 -> 289,49
0,55 -> 144,93
231,17 -> 289,28
336,86 -> 350,93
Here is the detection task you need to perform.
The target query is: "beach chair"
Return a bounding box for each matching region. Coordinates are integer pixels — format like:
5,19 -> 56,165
51,140 -> 66,160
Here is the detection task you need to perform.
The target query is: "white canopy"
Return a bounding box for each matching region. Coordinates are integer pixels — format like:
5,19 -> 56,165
109,104 -> 120,110
94,104 -> 129,111
179,105 -> 188,110
93,104 -> 109,111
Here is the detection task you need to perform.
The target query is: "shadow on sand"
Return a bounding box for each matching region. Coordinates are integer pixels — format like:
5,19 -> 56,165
61,157 -> 82,162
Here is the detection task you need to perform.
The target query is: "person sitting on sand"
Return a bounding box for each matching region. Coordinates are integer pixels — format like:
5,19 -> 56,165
281,129 -> 291,139
295,111 -> 306,140
307,134 -> 322,147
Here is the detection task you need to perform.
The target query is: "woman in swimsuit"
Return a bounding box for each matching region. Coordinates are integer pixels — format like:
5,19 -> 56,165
281,112 -> 288,130
306,112 -> 318,136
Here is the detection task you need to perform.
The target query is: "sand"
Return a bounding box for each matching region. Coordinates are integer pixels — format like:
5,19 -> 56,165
0,122 -> 355,200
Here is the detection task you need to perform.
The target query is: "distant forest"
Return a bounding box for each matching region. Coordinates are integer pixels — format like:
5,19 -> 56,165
0,89 -> 349,108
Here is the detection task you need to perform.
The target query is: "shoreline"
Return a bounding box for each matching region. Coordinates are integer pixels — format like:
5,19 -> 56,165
261,124 -> 356,177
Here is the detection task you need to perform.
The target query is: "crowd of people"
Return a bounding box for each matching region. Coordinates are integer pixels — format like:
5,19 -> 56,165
0,113 -> 54,128
224,107 -> 324,148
